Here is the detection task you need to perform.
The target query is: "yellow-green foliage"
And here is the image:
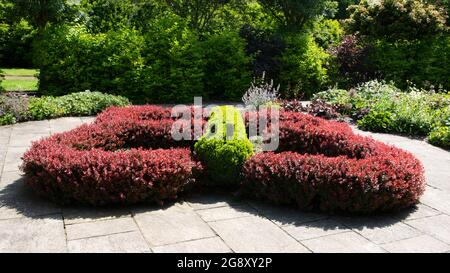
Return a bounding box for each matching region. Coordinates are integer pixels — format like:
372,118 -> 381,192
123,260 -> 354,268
194,106 -> 253,187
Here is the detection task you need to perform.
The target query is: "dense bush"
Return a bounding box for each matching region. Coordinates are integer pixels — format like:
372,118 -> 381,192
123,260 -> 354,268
257,0 -> 338,30
21,106 -> 203,205
346,0 -> 448,41
92,105 -> 207,149
0,19 -> 36,68
35,19 -> 252,103
80,0 -> 138,33
0,93 -> 29,124
34,25 -> 146,99
0,1 -> 36,67
195,106 -> 253,187
139,16 -> 206,103
309,19 -> 343,49
239,25 -> 285,82
22,144 -> 200,205
281,99 -> 342,120
202,30 -> 252,100
315,80 -> 450,148
330,34 -> 375,87
345,0 -> 450,90
279,32 -> 334,98
371,36 -> 450,90
27,91 -> 130,121
242,150 -> 425,213
0,91 -> 129,125
242,111 -> 425,213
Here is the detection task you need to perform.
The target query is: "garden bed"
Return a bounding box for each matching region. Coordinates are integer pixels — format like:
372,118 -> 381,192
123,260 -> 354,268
21,105 -> 426,214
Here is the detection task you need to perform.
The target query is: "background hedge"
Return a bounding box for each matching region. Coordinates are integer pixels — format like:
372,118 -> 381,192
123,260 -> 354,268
1,0 -> 449,102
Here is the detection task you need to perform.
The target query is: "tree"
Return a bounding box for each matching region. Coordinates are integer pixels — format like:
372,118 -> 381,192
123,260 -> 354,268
346,0 -> 448,41
11,0 -> 77,30
257,0 -> 338,31
81,0 -> 138,33
165,0 -> 231,32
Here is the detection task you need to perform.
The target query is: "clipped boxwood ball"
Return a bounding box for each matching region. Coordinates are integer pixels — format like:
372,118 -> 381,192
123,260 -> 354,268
194,106 -> 253,187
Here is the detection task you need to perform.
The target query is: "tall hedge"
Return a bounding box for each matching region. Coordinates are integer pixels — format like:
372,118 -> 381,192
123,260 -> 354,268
34,19 -> 252,103
35,25 -> 145,99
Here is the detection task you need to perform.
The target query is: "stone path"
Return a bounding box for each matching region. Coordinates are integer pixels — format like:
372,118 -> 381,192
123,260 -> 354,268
1,118 -> 450,253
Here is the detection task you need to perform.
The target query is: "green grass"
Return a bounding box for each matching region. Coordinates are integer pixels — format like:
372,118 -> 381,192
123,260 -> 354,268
1,68 -> 39,77
1,78 -> 38,91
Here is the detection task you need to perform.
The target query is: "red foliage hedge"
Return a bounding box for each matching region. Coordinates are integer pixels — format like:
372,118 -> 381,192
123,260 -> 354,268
22,106 -> 425,212
21,106 -> 203,205
242,111 -> 426,213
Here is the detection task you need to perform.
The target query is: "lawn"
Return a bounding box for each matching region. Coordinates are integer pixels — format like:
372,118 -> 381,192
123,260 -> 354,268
1,68 -> 39,77
1,78 -> 38,91
1,68 -> 39,92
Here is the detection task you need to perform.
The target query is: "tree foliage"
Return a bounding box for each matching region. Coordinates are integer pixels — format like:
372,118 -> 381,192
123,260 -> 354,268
257,0 -> 338,30
346,0 -> 448,41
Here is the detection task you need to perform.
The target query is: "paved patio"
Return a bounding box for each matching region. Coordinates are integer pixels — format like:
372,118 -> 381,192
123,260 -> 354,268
1,117 -> 450,253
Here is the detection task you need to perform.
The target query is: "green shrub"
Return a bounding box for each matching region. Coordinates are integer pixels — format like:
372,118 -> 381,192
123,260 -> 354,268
80,0 -> 138,33
346,0 -> 448,41
57,91 -> 130,116
27,96 -> 66,120
194,106 -> 253,187
317,80 -> 450,147
139,16 -> 205,103
201,30 -> 252,101
357,110 -> 394,132
280,32 -> 334,98
0,94 -> 30,124
0,113 -> 15,125
35,25 -> 146,100
429,126 -> 450,148
0,18 -> 36,68
27,91 -> 130,121
371,36 -> 450,90
309,19 -> 344,49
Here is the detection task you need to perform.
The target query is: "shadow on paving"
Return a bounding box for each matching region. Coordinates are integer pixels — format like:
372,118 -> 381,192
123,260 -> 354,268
0,176 -> 420,232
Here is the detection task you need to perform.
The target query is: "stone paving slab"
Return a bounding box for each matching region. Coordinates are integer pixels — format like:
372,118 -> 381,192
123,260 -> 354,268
0,117 -> 449,252
196,205 -> 257,222
282,219 -> 350,241
248,201 -> 327,227
301,232 -> 386,253
185,193 -> 243,210
0,215 -> 66,253
406,215 -> 450,245
381,235 -> 450,253
67,231 -> 151,253
65,217 -> 139,241
391,204 -> 441,222
63,207 -> 132,225
337,216 -> 423,245
152,237 -> 231,253
209,216 -> 310,253
419,187 -> 450,215
0,171 -> 61,220
3,146 -> 28,172
9,133 -> 50,147
133,204 -> 216,247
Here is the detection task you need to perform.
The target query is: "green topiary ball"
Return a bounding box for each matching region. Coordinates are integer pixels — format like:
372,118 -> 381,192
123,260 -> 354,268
194,106 -> 253,187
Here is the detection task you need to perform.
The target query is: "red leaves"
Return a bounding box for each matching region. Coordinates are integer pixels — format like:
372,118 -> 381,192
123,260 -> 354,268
242,112 -> 426,214
21,106 -> 202,206
21,105 -> 426,212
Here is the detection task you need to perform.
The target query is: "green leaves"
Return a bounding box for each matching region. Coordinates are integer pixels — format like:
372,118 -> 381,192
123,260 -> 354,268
194,106 -> 254,187
346,0 -> 448,41
26,91 -> 130,121
317,80 -> 450,148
